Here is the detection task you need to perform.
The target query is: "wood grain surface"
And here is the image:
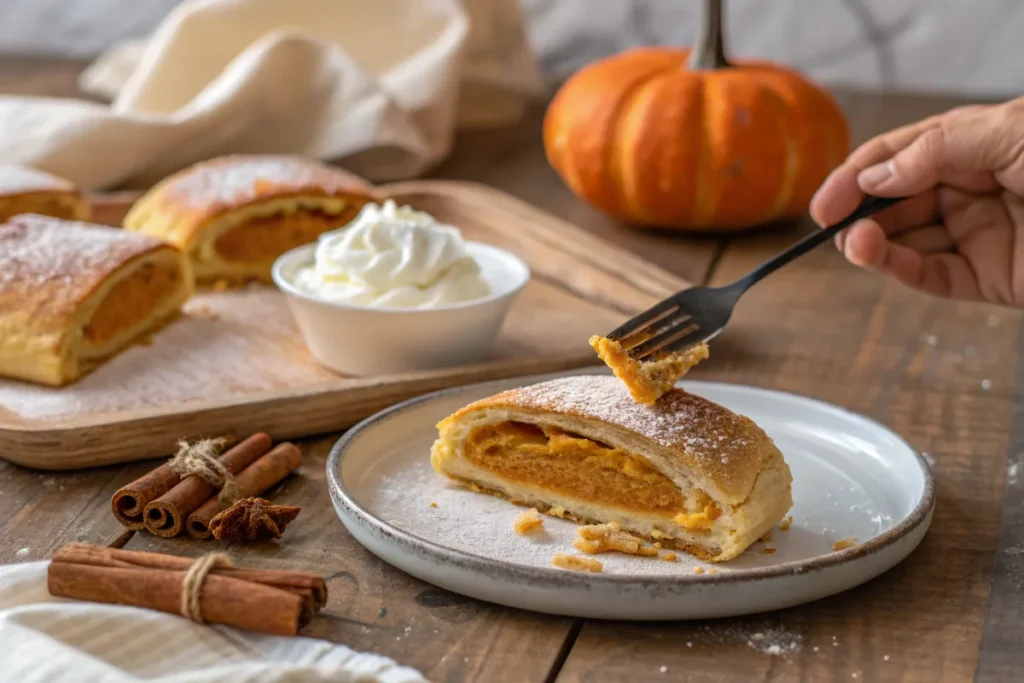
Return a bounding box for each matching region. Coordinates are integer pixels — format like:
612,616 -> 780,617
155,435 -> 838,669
1,56 -> 1019,683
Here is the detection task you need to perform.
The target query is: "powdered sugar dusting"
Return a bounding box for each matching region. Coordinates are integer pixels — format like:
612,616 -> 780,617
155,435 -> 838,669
0,215 -> 161,292
510,375 -> 763,497
0,165 -> 73,194
0,286 -> 337,421
162,155 -> 369,209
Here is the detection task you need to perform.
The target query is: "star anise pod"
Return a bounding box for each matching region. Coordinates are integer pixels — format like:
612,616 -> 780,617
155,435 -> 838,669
209,497 -> 301,542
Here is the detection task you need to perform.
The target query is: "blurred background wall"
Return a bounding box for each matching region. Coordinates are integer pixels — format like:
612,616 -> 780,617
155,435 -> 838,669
2,0 -> 1021,98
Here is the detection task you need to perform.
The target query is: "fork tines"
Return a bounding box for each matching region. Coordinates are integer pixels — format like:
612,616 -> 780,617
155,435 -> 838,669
606,300 -> 703,362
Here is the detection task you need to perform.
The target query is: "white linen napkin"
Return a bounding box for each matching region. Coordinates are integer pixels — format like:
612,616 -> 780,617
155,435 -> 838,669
0,561 -> 428,682
0,0 -> 544,191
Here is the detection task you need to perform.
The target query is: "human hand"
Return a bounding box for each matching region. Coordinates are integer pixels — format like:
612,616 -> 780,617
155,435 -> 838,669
809,98 -> 1024,305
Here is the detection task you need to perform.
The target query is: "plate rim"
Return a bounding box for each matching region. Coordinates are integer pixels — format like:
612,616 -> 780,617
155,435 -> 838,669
326,375 -> 936,587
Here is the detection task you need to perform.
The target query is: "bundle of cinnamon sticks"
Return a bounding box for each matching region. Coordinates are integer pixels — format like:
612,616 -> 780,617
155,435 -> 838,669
111,433 -> 301,539
48,543 -> 326,636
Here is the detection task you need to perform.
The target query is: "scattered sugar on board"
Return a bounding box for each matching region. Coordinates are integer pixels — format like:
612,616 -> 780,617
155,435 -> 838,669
691,623 -> 802,657
0,286 -> 336,421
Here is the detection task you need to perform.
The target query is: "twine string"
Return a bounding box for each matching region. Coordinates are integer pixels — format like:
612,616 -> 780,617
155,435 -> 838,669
180,552 -> 233,623
168,438 -> 239,506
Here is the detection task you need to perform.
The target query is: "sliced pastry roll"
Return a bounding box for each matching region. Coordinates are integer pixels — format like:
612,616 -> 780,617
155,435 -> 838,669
590,335 -> 709,405
123,155 -> 379,284
0,215 -> 193,386
431,375 -> 792,561
0,165 -> 90,223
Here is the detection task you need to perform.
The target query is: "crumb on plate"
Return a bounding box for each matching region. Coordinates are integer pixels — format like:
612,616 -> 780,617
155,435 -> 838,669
779,516 -> 793,531
429,501 -> 437,508
575,522 -> 658,557
693,566 -> 705,574
514,508 -> 544,535
833,537 -> 859,551
661,552 -> 677,562
762,547 -> 776,555
552,553 -> 603,573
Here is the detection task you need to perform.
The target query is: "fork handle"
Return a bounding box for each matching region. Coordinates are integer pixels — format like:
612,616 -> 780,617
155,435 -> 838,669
728,194 -> 906,293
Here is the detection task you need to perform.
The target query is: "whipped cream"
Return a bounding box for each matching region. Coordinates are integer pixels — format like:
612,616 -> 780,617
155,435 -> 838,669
292,200 -> 491,309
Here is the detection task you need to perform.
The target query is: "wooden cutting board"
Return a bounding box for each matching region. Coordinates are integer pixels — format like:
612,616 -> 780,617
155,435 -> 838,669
0,180 -> 688,470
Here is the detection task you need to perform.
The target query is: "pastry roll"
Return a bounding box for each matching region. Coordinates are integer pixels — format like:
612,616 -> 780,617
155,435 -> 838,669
432,375 -> 792,561
123,155 -> 379,284
0,215 -> 193,386
590,335 -> 709,405
0,165 -> 90,223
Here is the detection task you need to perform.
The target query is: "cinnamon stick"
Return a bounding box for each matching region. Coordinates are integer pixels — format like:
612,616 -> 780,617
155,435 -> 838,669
110,436 -> 236,529
111,463 -> 183,529
48,544 -> 322,636
144,433 -> 273,538
54,542 -> 326,610
186,442 -> 302,539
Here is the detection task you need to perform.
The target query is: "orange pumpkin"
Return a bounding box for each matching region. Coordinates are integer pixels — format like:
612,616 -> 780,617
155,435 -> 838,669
543,0 -> 850,231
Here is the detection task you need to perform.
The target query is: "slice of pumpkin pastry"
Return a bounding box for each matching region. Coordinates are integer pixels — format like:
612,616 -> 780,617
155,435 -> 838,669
431,375 -> 792,562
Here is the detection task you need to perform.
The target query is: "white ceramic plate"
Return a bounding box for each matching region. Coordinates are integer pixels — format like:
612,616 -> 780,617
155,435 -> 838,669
326,370 -> 934,620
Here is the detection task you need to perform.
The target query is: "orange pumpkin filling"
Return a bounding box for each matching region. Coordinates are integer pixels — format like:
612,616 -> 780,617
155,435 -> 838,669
83,261 -> 181,346
0,196 -> 80,223
462,421 -> 719,525
214,206 -> 360,262
590,335 -> 709,405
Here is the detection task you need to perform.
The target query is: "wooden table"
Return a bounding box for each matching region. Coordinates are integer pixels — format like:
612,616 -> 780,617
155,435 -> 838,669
1,56 -> 1020,683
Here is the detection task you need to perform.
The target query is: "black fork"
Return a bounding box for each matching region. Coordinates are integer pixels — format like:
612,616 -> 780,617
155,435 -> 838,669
605,195 -> 906,361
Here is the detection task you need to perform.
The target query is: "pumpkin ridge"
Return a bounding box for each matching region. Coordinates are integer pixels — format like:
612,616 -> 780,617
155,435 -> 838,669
690,76 -> 715,227
762,83 -> 800,223
608,63 -> 689,221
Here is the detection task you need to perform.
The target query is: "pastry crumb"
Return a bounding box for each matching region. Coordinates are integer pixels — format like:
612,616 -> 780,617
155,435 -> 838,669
779,516 -> 793,531
429,501 -> 437,508
653,541 -> 662,549
575,523 -> 658,557
189,303 -> 220,320
661,552 -> 677,562
514,508 -> 544,535
832,537 -> 858,551
549,505 -> 567,518
707,568 -> 718,574
650,529 -> 668,539
693,566 -> 705,574
762,547 -> 777,555
552,553 -> 603,573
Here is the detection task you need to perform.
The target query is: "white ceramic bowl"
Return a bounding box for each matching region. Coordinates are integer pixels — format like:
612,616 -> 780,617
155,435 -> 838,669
271,242 -> 530,376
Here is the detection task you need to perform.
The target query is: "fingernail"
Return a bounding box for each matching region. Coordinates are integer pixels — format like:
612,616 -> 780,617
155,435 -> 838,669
857,160 -> 893,189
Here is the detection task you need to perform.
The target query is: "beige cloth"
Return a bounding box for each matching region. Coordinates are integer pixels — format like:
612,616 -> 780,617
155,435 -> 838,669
0,0 -> 543,191
0,561 -> 429,682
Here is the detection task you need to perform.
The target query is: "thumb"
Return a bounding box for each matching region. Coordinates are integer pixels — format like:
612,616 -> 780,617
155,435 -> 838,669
856,104 -> 1024,196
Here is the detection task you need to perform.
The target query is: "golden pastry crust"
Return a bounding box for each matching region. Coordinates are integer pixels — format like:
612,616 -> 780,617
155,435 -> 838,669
590,335 -> 709,405
0,214 -> 193,386
0,165 -> 90,223
431,375 -> 793,562
123,155 -> 380,284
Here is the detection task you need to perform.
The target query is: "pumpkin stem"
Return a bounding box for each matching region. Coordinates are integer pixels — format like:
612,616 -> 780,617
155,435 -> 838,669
688,0 -> 730,70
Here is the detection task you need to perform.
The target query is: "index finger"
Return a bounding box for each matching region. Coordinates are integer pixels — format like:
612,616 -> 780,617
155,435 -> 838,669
810,119 -> 940,227
810,105 -> 990,227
